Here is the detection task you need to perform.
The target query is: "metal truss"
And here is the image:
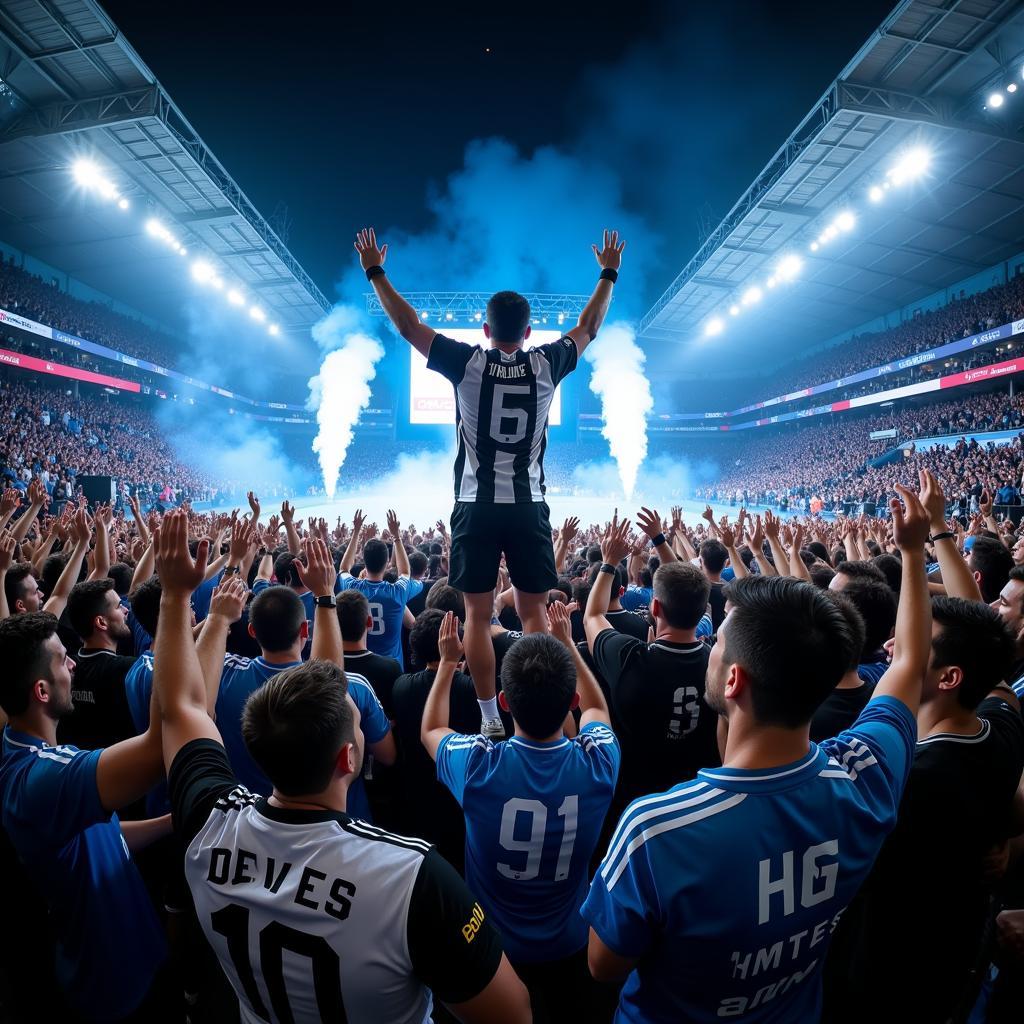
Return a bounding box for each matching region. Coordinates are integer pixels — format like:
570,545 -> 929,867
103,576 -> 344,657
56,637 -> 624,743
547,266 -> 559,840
0,85 -> 158,140
366,291 -> 589,324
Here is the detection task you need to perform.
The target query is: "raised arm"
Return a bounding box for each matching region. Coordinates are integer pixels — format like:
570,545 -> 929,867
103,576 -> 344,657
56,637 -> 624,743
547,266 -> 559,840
387,509 -> 411,577
719,521 -> 749,580
128,493 -> 149,548
340,508 -> 365,574
0,489 -> 19,534
554,517 -> 579,574
787,522 -> 812,583
281,501 -> 301,556
296,537 -> 342,666
422,611 -> 462,760
9,479 -> 46,546
355,227 -> 436,357
549,601 -> 609,727
194,575 -> 248,716
130,538 -> 156,595
636,506 -> 677,565
151,511 -> 221,772
745,515 -> 778,578
564,230 -> 625,356
920,469 -> 983,602
584,520 -> 633,649
0,532 -> 15,621
42,509 -> 91,619
88,503 -> 112,581
872,483 -> 932,715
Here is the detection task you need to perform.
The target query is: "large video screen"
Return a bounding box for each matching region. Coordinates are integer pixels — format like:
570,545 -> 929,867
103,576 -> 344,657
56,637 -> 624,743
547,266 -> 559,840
410,329 -> 564,425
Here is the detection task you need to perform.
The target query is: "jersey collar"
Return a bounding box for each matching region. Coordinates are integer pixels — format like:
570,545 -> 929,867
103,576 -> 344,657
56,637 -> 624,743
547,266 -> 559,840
509,735 -> 571,752
697,745 -> 827,793
256,799 -> 352,826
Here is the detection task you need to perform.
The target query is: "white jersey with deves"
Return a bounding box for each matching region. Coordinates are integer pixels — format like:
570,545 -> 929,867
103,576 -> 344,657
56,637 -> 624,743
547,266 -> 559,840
186,786 -> 432,1024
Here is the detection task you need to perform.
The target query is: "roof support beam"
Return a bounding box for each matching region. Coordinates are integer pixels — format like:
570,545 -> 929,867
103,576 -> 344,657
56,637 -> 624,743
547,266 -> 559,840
0,85 -> 159,143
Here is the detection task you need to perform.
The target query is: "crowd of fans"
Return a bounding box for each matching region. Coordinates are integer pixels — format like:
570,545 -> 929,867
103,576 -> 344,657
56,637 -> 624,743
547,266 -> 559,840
1,470 -> 1024,1022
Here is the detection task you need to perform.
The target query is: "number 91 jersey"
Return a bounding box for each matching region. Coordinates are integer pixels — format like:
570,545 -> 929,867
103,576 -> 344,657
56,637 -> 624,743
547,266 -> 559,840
426,333 -> 578,504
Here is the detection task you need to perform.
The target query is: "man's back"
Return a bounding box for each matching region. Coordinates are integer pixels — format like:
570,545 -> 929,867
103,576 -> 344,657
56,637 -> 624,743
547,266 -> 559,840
583,698 -> 916,1023
437,723 -> 619,964
337,573 -> 421,662
426,333 -> 577,503
56,647 -> 137,751
344,649 -> 404,718
170,739 -> 503,1024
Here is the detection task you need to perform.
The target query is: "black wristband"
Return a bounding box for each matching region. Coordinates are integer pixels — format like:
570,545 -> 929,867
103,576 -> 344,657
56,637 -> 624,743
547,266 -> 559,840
651,533 -> 667,548
599,268 -> 618,283
365,265 -> 385,281
599,563 -> 618,576
929,531 -> 955,542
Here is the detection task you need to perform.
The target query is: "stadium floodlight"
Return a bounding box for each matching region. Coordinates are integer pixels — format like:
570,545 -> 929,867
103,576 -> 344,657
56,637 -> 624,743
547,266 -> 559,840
835,211 -> 856,232
72,159 -> 103,188
557,312 -> 565,325
420,310 -> 429,320
810,241 -> 820,252
869,185 -> 884,203
988,91 -> 1005,109
249,305 -> 266,322
227,289 -> 245,306
268,323 -> 280,336
447,312 -> 455,321
118,197 -> 130,210
704,316 -> 725,337
475,311 -> 483,321
886,147 -> 931,184
1009,83 -> 1018,94
191,259 -> 216,284
742,286 -> 762,305
775,254 -> 802,281
209,276 -> 224,291
766,277 -> 777,288
729,305 -> 740,316
145,218 -> 166,238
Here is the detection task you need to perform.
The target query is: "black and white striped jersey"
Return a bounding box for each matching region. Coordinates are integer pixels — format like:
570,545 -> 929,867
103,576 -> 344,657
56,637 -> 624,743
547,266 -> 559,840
169,739 -> 502,1024
426,333 -> 578,503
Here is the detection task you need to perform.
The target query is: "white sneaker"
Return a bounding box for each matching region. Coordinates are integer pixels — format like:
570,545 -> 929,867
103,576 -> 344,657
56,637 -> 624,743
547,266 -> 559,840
481,717 -> 506,740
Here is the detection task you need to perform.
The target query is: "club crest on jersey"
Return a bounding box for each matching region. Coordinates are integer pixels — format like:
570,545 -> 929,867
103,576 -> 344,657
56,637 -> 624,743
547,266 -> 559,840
462,902 -> 486,943
499,349 -> 517,362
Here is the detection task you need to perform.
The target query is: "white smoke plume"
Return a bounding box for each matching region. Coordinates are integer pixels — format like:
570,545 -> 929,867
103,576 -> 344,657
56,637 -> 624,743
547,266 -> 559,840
308,307 -> 384,499
584,322 -> 653,499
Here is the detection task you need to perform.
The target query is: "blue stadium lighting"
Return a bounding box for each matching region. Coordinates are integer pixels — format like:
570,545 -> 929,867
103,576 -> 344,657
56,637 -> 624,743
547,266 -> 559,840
869,185 -> 884,203
1008,83 -> 1018,93
249,305 -> 266,322
191,259 -> 216,284
117,197 -> 130,210
268,323 -> 280,336
729,305 -> 740,316
227,288 -> 246,306
704,316 -> 725,337
420,310 -> 430,320
886,147 -> 931,184
835,211 -> 856,232
988,91 -> 1005,109
775,254 -> 802,281
742,286 -> 762,305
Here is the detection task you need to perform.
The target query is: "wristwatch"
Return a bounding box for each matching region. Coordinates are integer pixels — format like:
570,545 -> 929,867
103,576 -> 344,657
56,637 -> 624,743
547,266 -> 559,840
222,565 -> 241,577
315,594 -> 337,609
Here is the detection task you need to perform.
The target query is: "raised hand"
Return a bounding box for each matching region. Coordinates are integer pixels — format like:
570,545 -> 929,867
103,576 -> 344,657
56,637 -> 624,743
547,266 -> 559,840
547,600 -> 574,649
561,517 -> 580,544
891,484 -> 930,552
0,489 -> 20,517
352,508 -> 366,533
0,531 -> 15,573
229,515 -> 257,564
437,610 -> 464,665
154,509 -> 208,597
701,504 -> 715,525
208,575 -> 249,624
636,507 -> 664,541
592,229 -> 626,271
386,509 -> 401,539
247,491 -> 261,521
435,519 -> 448,538
747,514 -> 766,552
354,227 -> 388,270
918,469 -> 947,531
294,536 -> 337,597
27,478 -> 47,506
763,509 -> 781,541
979,489 -> 993,517
792,522 -> 805,551
719,521 -> 737,548
601,518 -> 633,567
70,508 -> 91,546
279,501 -> 294,525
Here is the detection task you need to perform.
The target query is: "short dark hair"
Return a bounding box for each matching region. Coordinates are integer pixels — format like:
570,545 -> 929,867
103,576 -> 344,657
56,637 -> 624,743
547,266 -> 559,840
808,562 -> 836,589
67,578 -> 116,642
242,659 -> 354,795
871,553 -> 903,595
721,576 -> 858,728
336,590 -> 370,642
129,576 -> 162,638
500,633 -> 575,738
653,562 -> 710,630
970,537 -> 1014,603
840,580 -> 897,661
931,596 -> 1016,709
586,545 -> 603,565
825,591 -> 868,674
408,550 -> 428,578
807,541 -> 830,565
363,539 -> 389,574
486,290 -> 531,344
410,609 -> 445,667
108,562 -> 134,596
588,561 -> 624,593
249,585 -> 307,653
4,562 -> 35,612
273,552 -> 303,588
638,569 -> 653,589
700,540 -> 729,575
0,612 -> 59,716
425,583 -> 465,622
835,560 -> 887,585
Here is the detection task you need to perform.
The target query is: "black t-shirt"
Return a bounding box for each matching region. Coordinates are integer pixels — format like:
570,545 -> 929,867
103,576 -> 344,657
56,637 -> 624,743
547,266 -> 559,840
591,629 -> 720,808
840,696 -> 1024,1018
391,669 -> 480,868
343,650 -> 404,719
168,738 -> 502,1012
810,683 -> 872,743
707,582 -> 727,633
605,608 -> 649,642
57,648 -> 138,751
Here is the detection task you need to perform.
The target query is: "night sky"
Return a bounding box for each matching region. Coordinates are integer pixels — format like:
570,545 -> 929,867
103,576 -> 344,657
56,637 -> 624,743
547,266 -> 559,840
100,0 -> 896,310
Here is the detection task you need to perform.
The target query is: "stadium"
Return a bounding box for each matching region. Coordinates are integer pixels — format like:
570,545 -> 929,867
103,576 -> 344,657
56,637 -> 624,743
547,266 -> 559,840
2,0 -> 1024,1021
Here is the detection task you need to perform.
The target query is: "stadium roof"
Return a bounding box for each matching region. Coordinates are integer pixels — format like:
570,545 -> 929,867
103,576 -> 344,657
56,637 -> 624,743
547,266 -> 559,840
641,0 -> 1024,364
0,0 -> 330,333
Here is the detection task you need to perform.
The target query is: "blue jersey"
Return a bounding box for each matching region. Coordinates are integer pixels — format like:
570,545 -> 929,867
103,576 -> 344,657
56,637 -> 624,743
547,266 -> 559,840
336,573 -> 423,662
621,585 -> 652,612
0,728 -> 166,1019
191,570 -> 221,622
582,697 -> 916,1023
123,652 -> 171,816
437,722 -> 620,963
252,579 -> 315,647
857,661 -> 888,687
124,599 -> 152,656
215,656 -> 391,822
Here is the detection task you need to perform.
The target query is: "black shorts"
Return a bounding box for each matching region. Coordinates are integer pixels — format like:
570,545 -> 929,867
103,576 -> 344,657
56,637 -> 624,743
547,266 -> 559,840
448,500 -> 558,595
